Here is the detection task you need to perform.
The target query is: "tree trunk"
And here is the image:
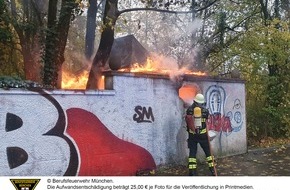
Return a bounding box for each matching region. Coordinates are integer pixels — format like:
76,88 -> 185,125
85,0 -> 98,60
55,0 -> 78,88
43,0 -> 58,87
86,0 -> 119,89
43,0 -> 78,88
10,0 -> 43,82
23,47 -> 42,82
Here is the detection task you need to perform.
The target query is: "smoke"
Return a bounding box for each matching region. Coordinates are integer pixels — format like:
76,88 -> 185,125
62,52 -> 92,89
150,53 -> 178,70
171,18 -> 202,41
146,17 -> 203,79
149,52 -> 189,83
185,19 -> 203,35
63,52 -> 92,74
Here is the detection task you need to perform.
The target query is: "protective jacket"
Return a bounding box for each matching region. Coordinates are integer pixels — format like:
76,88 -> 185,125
185,103 -> 209,134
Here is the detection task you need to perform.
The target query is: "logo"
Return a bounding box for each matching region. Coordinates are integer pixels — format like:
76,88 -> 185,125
10,179 -> 40,190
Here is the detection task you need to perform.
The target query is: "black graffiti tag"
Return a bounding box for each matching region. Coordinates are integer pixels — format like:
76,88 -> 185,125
133,106 -> 155,123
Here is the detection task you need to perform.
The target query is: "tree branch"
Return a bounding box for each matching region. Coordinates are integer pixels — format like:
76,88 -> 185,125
196,0 -> 219,12
30,0 -> 44,26
224,5 -> 260,32
117,0 -> 219,16
259,0 -> 271,21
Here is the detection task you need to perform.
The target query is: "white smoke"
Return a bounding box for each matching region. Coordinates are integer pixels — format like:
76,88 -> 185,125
149,52 -> 189,83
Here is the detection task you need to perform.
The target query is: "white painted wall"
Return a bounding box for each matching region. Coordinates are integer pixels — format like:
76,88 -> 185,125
0,73 -> 246,175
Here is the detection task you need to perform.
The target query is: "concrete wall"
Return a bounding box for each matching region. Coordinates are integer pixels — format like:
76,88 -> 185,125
0,72 -> 246,176
181,76 -> 247,160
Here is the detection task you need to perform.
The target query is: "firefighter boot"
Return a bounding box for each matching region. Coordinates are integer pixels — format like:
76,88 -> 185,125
189,169 -> 198,176
206,156 -> 216,176
188,157 -> 197,176
209,167 -> 217,176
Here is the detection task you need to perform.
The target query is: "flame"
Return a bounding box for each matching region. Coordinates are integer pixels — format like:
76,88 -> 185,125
61,70 -> 89,89
61,56 -> 206,89
118,57 -> 206,76
179,84 -> 198,106
61,70 -> 105,90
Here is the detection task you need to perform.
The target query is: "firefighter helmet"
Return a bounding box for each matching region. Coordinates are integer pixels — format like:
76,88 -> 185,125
194,93 -> 205,104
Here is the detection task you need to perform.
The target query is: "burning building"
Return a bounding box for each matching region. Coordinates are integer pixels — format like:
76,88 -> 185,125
0,36 -> 246,176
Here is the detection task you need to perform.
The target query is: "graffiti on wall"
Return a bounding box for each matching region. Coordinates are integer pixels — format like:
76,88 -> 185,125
133,106 -> 155,123
227,98 -> 243,132
0,89 -> 156,176
205,85 -> 244,151
206,85 -> 232,135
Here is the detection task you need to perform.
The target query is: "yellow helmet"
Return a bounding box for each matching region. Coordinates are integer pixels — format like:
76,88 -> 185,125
194,93 -> 205,104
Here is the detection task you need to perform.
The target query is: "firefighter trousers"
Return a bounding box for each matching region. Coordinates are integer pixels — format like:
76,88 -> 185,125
187,132 -> 215,175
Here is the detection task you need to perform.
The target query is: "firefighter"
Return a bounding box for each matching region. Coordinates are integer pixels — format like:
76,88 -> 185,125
185,93 -> 217,176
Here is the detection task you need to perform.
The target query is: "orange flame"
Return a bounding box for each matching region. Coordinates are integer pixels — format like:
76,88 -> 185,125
61,70 -> 89,89
179,84 -> 198,107
118,57 -> 206,76
61,70 -> 105,90
61,56 -> 206,89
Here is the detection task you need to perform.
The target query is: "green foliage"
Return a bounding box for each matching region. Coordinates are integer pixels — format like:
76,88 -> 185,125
0,76 -> 42,89
0,0 -> 24,77
228,19 -> 290,139
0,0 -> 11,43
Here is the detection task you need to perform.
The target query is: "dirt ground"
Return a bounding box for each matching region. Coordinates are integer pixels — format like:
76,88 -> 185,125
155,144 -> 290,176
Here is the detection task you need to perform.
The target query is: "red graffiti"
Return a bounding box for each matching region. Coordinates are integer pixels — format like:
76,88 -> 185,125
66,108 -> 156,176
207,113 -> 232,133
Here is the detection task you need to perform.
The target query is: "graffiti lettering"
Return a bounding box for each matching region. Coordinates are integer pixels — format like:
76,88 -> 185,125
0,89 -> 77,176
0,89 -> 156,176
133,106 -> 155,123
